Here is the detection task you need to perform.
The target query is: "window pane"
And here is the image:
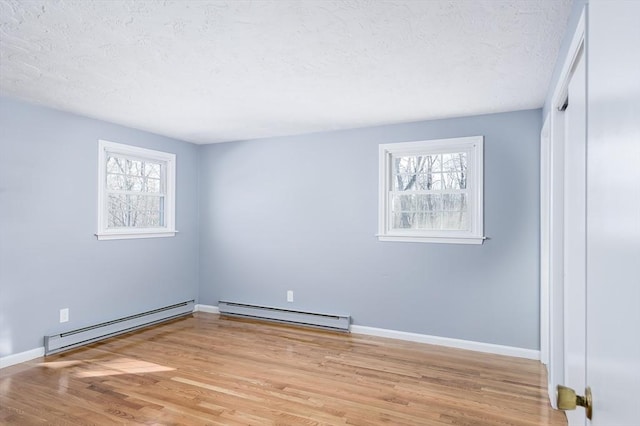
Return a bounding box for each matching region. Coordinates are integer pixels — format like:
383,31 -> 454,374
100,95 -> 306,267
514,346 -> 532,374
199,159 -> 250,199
441,193 -> 468,230
430,155 -> 442,172
107,194 -> 164,228
396,173 -> 444,191
442,193 -> 467,212
130,210 -> 162,227
442,172 -> 466,189
106,174 -> 126,190
392,194 -> 442,213
393,155 -> 435,189
428,174 -> 443,190
392,211 -> 414,229
391,194 -> 444,230
393,174 -> 414,191
394,156 -> 426,175
107,195 -> 127,227
392,211 -> 446,230
414,174 -> 428,190
415,212 -> 442,230
126,176 -> 144,191
127,159 -> 143,176
146,163 -> 161,178
441,153 -> 464,171
442,211 -> 468,230
146,178 -> 161,193
391,193 -> 469,230
107,157 -> 124,173
107,156 -> 163,179
425,194 -> 442,211
457,153 -> 468,170
441,153 -> 453,171
414,173 -> 443,190
106,153 -> 164,192
394,154 -> 464,191
424,212 -> 442,229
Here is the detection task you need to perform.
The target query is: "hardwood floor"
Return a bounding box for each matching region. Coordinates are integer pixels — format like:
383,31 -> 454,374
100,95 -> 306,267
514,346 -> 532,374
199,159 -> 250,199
0,313 -> 566,425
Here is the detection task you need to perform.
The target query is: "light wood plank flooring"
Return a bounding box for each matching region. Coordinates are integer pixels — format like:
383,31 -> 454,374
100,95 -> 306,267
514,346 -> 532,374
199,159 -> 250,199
0,313 -> 566,425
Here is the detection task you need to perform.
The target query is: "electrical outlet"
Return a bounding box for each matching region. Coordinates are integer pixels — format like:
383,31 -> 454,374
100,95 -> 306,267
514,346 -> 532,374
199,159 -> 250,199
60,308 -> 69,323
287,290 -> 294,303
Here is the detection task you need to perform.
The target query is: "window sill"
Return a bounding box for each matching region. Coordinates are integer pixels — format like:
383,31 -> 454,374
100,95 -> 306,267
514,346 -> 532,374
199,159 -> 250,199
377,234 -> 485,245
95,230 -> 178,241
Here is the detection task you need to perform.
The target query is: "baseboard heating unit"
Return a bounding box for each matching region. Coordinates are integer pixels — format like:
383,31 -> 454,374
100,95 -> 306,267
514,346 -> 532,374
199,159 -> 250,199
44,300 -> 195,355
218,301 -> 350,332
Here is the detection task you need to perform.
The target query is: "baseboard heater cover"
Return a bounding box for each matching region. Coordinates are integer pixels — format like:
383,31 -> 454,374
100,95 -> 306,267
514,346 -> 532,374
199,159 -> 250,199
218,301 -> 350,331
44,300 -> 195,355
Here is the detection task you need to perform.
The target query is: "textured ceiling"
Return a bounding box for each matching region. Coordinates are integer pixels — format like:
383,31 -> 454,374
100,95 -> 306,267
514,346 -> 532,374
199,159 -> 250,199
0,0 -> 573,144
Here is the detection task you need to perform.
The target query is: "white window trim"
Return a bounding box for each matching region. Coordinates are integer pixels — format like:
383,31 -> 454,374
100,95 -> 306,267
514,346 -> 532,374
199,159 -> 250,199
378,136 -> 485,244
96,140 -> 177,241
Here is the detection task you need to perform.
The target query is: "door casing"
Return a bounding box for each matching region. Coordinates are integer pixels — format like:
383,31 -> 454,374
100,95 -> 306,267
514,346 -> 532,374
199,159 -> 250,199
540,6 -> 586,410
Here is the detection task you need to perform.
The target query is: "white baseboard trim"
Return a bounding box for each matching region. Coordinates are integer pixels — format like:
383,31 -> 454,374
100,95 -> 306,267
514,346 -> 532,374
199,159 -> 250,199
6,310 -> 537,368
350,325 -> 540,360
193,305 -> 538,360
195,304 -> 220,314
0,347 -> 45,369
1,304 -> 218,369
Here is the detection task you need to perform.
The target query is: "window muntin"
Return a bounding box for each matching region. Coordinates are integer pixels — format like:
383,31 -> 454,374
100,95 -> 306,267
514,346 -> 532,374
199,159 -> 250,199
378,137 -> 484,244
97,140 -> 176,240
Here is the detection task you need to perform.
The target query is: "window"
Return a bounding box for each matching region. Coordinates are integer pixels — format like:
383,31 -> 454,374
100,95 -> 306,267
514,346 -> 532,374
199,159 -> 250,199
96,140 -> 176,240
378,136 -> 484,244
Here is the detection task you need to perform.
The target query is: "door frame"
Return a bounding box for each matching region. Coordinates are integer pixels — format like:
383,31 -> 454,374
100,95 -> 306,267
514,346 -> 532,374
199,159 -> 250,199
541,7 -> 586,407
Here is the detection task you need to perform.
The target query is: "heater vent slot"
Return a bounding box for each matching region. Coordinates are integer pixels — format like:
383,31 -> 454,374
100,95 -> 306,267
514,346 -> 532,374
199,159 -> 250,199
218,301 -> 350,331
44,300 -> 194,355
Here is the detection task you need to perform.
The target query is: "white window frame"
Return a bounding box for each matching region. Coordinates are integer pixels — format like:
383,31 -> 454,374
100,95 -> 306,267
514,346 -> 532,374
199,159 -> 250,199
378,136 -> 484,244
96,140 -> 177,240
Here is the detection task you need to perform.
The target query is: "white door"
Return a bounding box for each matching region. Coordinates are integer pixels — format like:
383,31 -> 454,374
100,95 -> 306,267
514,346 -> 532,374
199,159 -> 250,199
549,2 -> 640,424
585,1 -> 640,424
564,46 -> 587,426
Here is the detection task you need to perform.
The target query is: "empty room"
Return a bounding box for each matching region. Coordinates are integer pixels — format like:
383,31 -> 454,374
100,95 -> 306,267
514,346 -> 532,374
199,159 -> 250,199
1,0 -> 638,425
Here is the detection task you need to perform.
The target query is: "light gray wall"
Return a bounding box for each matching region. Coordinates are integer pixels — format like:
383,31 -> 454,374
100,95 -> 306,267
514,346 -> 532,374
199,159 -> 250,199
0,97 -> 199,356
199,109 -> 542,350
542,0 -> 588,118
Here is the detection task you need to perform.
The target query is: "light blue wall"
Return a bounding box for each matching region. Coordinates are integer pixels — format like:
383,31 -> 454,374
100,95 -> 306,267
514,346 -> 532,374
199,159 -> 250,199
0,97 -> 542,356
542,0 -> 588,119
199,109 -> 542,350
0,97 -> 200,356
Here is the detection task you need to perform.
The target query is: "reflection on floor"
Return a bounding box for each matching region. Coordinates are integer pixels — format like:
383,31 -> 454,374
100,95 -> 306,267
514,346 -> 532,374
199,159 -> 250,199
0,313 -> 567,425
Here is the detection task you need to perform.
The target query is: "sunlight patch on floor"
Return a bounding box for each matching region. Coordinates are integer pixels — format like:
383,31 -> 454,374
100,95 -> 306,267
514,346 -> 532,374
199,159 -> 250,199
38,357 -> 174,378
76,357 -> 175,377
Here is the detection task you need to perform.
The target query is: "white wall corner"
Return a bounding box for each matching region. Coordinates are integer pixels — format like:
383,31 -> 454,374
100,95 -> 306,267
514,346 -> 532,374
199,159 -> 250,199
0,347 -> 45,369
350,325 -> 540,360
195,304 -> 220,314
